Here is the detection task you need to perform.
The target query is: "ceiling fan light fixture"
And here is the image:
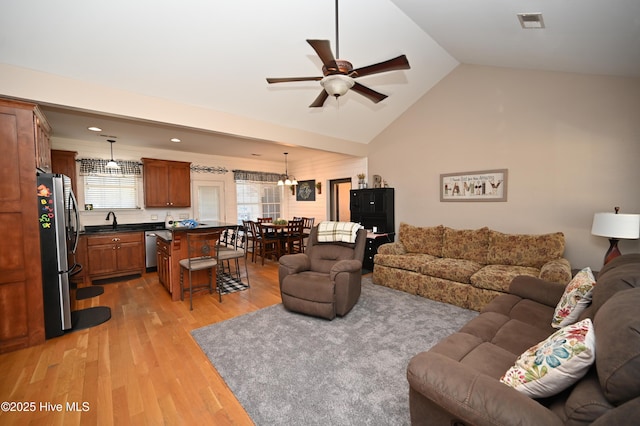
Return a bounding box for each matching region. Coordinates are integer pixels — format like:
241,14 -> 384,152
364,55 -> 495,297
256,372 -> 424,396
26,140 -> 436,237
320,74 -> 355,98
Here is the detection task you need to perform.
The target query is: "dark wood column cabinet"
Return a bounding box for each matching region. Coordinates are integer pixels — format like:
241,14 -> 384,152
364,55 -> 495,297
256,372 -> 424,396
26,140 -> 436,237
0,98 -> 50,353
350,188 -> 395,272
142,158 -> 191,208
350,188 -> 395,233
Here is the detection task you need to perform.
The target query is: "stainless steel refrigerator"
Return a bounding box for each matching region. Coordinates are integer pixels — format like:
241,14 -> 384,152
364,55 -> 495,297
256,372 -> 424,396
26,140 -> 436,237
37,173 -> 80,338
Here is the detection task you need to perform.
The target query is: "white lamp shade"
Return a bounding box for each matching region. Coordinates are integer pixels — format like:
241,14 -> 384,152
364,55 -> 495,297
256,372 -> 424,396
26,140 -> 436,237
591,213 -> 640,239
320,74 -> 355,97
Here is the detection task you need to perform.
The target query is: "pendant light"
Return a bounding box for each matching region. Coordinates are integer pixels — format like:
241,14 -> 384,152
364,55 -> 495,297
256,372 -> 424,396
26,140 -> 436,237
277,152 -> 297,186
106,139 -> 120,169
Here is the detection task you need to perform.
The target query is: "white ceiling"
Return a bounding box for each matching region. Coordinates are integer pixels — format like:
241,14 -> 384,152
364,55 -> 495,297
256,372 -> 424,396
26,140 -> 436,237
1,0 -> 639,161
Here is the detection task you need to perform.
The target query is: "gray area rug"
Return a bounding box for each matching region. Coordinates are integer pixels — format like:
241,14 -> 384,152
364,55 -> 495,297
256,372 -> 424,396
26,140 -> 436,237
191,278 -> 478,425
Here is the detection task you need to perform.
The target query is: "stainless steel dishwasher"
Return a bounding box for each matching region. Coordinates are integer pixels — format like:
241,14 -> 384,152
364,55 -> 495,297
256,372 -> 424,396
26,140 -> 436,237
145,231 -> 159,271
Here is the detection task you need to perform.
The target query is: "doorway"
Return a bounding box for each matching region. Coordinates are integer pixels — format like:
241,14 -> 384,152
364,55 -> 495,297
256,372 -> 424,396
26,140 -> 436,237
192,180 -> 225,222
329,178 -> 352,221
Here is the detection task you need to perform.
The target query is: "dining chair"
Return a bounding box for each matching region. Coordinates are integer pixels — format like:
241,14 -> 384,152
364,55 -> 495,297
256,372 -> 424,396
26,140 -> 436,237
257,217 -> 273,223
179,230 -> 222,310
217,225 -> 250,287
284,219 -> 305,254
255,222 -> 281,265
297,217 -> 315,252
242,220 -> 257,262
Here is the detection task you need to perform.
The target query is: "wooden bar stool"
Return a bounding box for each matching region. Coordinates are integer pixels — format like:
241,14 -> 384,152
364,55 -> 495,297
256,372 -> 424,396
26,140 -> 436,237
179,230 -> 222,310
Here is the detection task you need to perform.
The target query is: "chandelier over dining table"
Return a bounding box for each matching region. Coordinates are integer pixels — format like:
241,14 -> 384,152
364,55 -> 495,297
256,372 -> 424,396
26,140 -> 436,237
277,152 -> 298,186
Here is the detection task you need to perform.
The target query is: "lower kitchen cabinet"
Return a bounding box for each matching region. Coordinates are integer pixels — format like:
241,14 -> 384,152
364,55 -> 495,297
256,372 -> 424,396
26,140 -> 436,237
85,232 -> 145,281
156,237 -> 172,292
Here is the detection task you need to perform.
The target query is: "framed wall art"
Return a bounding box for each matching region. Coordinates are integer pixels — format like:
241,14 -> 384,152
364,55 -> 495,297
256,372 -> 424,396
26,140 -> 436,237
440,169 -> 508,202
296,180 -> 316,201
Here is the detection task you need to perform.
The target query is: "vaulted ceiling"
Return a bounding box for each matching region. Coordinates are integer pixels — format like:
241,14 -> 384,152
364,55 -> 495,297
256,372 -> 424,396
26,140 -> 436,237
1,0 -> 638,161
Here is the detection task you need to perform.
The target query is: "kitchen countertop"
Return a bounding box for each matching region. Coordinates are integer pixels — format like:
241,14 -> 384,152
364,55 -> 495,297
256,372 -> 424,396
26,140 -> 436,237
82,221 -> 167,235
157,221 -> 241,242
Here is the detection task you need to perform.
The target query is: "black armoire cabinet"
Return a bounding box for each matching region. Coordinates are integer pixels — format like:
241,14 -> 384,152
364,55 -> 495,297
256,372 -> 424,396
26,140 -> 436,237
350,188 -> 395,233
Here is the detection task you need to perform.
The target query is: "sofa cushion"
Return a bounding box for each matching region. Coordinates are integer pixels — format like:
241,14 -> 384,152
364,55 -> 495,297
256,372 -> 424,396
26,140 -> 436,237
399,223 -> 444,256
539,258 -> 573,284
419,258 -> 483,284
471,264 -> 540,292
487,230 -> 565,268
500,318 -> 596,398
551,267 -> 596,329
442,226 -> 490,263
374,253 -> 436,273
594,288 -> 640,406
590,259 -> 640,314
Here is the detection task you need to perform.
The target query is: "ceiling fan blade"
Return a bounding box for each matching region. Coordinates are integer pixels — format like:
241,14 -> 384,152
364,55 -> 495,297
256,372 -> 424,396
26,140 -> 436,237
266,76 -> 323,84
351,55 -> 410,78
309,90 -> 329,108
307,39 -> 338,69
351,82 -> 388,104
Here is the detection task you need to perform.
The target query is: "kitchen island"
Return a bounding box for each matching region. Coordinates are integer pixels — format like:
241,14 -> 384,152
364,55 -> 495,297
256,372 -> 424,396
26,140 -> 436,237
156,221 -> 240,301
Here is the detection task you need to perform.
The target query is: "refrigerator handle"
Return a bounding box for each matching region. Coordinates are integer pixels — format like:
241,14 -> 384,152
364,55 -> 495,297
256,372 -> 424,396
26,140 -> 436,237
68,189 -> 80,254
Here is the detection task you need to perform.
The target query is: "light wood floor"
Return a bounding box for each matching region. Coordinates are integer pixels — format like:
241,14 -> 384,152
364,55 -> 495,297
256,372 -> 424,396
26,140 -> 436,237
0,257 -> 283,425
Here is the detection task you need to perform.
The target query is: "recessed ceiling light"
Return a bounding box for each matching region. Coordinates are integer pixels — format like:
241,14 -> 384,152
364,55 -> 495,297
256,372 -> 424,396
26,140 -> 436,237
517,13 -> 545,29
88,126 -> 102,132
170,138 -> 181,143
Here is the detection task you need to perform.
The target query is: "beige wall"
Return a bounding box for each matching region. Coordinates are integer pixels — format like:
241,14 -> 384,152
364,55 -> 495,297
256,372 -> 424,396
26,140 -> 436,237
367,64 -> 640,269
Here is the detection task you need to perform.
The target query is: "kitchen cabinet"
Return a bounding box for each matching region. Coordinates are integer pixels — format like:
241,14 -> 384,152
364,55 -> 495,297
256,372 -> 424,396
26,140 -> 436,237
0,98 -> 49,353
51,149 -> 78,195
86,232 -> 145,281
142,158 -> 191,208
156,237 -> 172,292
34,109 -> 52,173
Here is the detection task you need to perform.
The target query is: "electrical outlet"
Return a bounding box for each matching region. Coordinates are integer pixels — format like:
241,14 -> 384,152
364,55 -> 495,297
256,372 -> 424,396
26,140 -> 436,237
179,214 -> 189,219
151,215 -> 158,220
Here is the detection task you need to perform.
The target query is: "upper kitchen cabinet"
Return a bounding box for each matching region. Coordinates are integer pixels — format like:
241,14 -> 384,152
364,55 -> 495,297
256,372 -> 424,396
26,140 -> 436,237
34,107 -> 52,173
142,158 -> 191,208
51,150 -> 78,195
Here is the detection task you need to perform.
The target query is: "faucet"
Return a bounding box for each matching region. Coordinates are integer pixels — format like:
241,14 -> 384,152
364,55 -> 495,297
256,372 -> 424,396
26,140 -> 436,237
106,211 -> 118,230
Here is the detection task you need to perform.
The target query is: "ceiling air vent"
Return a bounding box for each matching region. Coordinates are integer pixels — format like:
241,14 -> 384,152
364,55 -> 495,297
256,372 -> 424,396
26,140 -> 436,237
517,13 -> 545,29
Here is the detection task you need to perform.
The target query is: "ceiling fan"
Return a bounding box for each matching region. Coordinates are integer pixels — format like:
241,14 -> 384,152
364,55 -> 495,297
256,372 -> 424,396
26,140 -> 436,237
266,0 -> 410,108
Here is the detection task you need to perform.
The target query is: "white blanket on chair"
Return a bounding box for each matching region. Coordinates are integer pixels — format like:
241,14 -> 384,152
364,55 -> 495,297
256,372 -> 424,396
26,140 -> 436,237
317,221 -> 363,243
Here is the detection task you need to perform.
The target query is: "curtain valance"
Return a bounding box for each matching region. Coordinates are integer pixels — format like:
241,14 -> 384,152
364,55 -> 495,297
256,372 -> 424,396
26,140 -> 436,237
78,158 -> 142,177
233,169 -> 281,183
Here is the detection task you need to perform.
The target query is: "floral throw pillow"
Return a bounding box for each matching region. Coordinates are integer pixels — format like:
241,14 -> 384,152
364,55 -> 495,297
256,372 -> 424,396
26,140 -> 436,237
551,267 -> 596,328
500,318 -> 595,398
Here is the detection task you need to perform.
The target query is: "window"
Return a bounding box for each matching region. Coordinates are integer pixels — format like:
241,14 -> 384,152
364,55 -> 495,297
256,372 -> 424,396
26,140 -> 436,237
84,175 -> 139,209
79,158 -> 142,209
236,181 -> 281,222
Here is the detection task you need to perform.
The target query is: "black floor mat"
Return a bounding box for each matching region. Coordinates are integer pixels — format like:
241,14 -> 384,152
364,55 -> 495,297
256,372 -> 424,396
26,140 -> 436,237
68,306 -> 111,332
76,286 -> 104,300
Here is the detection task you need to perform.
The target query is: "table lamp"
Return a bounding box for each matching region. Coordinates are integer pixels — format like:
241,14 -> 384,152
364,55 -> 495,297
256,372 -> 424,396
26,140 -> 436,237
591,207 -> 640,265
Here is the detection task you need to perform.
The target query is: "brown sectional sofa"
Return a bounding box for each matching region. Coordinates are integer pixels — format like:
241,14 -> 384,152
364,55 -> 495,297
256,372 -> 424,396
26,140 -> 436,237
373,223 -> 573,311
407,253 -> 640,425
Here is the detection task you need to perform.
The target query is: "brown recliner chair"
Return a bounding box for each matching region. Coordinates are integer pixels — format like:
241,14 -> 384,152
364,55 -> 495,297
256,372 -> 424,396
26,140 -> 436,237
278,225 -> 367,320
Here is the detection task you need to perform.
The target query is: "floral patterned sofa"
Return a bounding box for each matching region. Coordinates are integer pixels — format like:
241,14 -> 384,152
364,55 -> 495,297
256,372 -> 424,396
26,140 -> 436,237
372,223 -> 572,311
